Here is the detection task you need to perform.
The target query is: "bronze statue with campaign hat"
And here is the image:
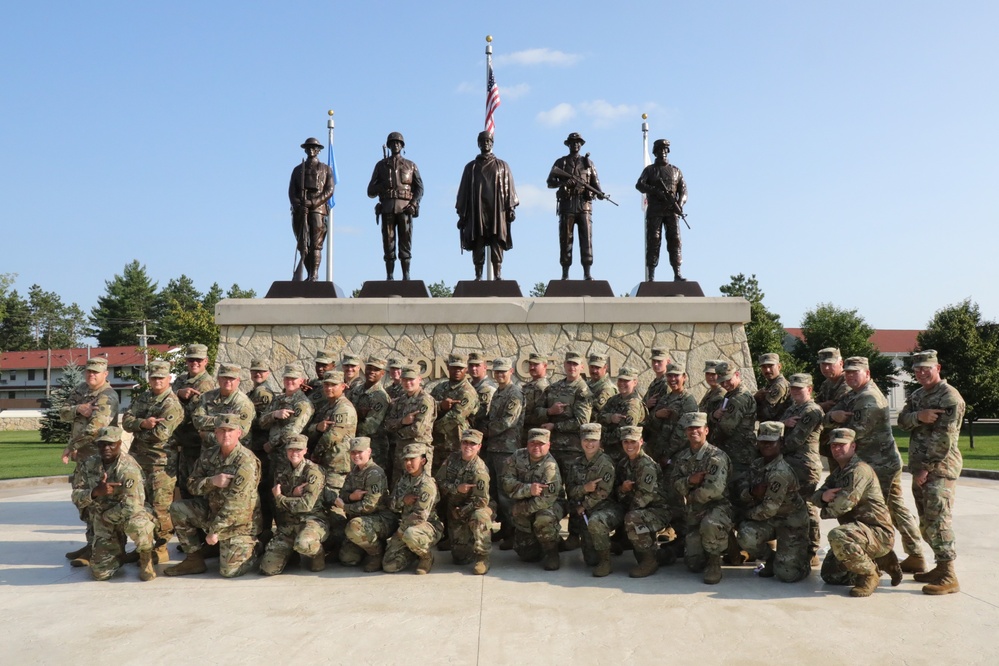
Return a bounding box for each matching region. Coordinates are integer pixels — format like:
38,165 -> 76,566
289,137 -> 335,282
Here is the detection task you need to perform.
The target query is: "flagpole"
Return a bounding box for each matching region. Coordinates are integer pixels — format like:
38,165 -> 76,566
642,113 -> 650,282
326,110 -> 335,283
485,35 -> 495,282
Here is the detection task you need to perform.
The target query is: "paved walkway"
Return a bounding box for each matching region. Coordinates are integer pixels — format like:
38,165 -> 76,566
1,475 -> 997,665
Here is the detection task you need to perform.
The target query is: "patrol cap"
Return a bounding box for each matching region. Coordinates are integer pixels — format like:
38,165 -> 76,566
250,358 -> 270,372
681,412 -> 708,428
704,359 -> 722,373
217,363 -> 241,379
788,373 -> 813,388
215,414 -> 242,430
301,137 -> 324,150
460,429 -> 484,445
817,347 -> 842,363
588,352 -> 608,367
758,353 -> 780,366
665,362 -> 685,375
912,350 -> 939,368
843,356 -> 869,371
526,428 -> 551,444
446,353 -> 468,368
402,443 -> 427,459
564,132 -> 585,146
387,357 -> 406,369
564,350 -> 583,365
401,365 -> 421,379
85,357 -> 108,372
314,349 -> 335,365
714,362 -> 736,382
322,370 -> 345,384
467,351 -> 487,365
617,366 -> 639,381
619,425 -> 643,442
492,358 -> 512,372
757,421 -> 785,441
829,428 -> 856,445
580,423 -> 602,440
148,361 -> 172,379
185,344 -> 208,360
349,437 -> 372,452
282,364 -> 305,379
528,352 -> 548,365
341,353 -> 361,367
365,355 -> 387,370
650,347 -> 670,361
95,426 -> 123,443
285,434 -> 308,451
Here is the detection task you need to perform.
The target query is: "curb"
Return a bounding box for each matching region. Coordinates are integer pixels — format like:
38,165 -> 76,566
0,475 -> 69,490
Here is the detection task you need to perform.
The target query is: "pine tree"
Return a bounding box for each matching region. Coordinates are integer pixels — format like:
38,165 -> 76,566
89,260 -> 159,347
40,362 -> 83,443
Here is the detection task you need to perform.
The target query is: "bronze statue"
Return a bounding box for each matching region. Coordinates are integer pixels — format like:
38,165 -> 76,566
546,132 -> 607,280
288,138 -> 335,281
456,131 -> 518,280
635,139 -> 688,281
367,132 -> 424,281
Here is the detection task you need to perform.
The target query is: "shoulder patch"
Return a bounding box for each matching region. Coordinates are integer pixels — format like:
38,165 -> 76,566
420,491 -> 430,503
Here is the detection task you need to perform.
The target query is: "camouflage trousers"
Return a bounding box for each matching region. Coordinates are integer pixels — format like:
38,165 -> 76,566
486,451 -> 514,533
141,464 -> 177,546
260,518 -> 330,574
445,503 -> 492,562
338,512 -> 398,565
383,520 -> 443,572
873,465 -> 923,557
738,511 -> 811,583
71,445 -> 98,544
512,501 -> 563,559
175,446 -> 202,498
551,448 -> 581,536
169,498 -> 257,577
370,435 -> 391,473
89,508 -> 155,581
321,471 -> 347,512
252,449 -> 274,535
584,503 -> 625,552
912,476 -> 958,562
821,522 -> 893,585
624,506 -> 671,551
684,504 -> 734,571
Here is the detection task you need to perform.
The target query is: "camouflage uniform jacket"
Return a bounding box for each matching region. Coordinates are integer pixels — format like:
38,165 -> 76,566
500,449 -> 563,514
615,451 -> 669,511
652,389 -> 699,462
566,450 -> 617,514
171,370 -> 217,451
383,389 -> 436,446
246,383 -> 275,452
698,385 -> 726,416
816,374 -> 850,407
306,379 -> 326,409
352,382 -> 391,445
535,378 -> 592,452
897,379 -> 965,479
711,385 -> 759,467
340,460 -> 392,519
59,382 -> 119,453
187,443 -> 261,538
824,382 -> 900,475
737,453 -> 805,522
779,400 -> 824,490
671,443 -> 733,514
435,453 -> 490,516
430,378 -> 480,452
259,389 -> 315,453
345,376 -> 365,403
587,376 -> 618,419
386,381 -> 406,403
121,388 -> 184,467
470,377 -> 497,430
483,383 -> 524,454
521,376 -> 550,433
307,396 -> 357,468
641,375 -> 670,442
390,469 -> 442,532
273,457 -> 327,527
71,450 -> 146,525
192,388 -> 256,447
597,392 -> 648,451
812,456 -> 893,531
757,374 -> 791,422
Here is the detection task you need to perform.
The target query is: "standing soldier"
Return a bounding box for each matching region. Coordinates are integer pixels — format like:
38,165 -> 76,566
698,359 -> 726,416
246,358 -> 276,541
649,363 -> 698,466
635,138 -> 687,281
306,371 -> 357,513
171,344 -> 217,497
259,364 -> 315,488
367,131 -> 424,281
537,350 -> 593,483
437,429 -> 493,574
755,353 -> 792,422
384,357 -> 407,402
383,444 -> 444,574
121,360 -> 183,564
547,132 -> 605,280
60,356 -> 120,566
501,429 -> 564,571
192,363 -> 255,448
566,423 -> 621,577
709,362 -> 759,481
481,358 -> 523,548
71,426 -> 156,582
430,353 -> 480,477
641,348 -> 672,445
305,350 -> 336,407
815,347 -> 850,466
467,351 -> 495,431
341,353 -> 365,399
351,356 -> 392,469
780,373 -> 825,566
897,350 -> 966,595
586,352 -> 617,417
521,352 -> 550,440
333,437 -> 397,572
596,367 -> 648,462
383,365 -> 436,484
616,426 -> 671,578
288,137 -> 334,282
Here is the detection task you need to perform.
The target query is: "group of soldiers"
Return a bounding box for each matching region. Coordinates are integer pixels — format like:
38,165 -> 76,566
61,342 -> 965,597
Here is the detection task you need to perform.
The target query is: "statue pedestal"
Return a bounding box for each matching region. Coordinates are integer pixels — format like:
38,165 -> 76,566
453,280 -> 523,297
264,281 -> 344,298
543,280 -> 614,297
357,281 -> 430,298
635,281 -> 705,297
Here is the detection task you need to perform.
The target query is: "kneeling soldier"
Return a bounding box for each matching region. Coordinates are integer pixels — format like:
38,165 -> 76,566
501,428 -> 564,570
616,426 -> 671,578
436,429 -> 493,574
333,437 -> 397,572
383,444 -> 443,574
566,423 -> 621,577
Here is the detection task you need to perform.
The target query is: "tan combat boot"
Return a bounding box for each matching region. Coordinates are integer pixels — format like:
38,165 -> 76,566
416,550 -> 434,575
875,551 -> 903,586
849,572 -> 880,597
703,554 -> 723,585
629,550 -> 659,578
472,555 -> 490,575
592,550 -> 612,578
163,551 -> 207,577
68,544 -> 92,567
542,545 -> 560,571
913,561 -> 947,583
899,553 -> 927,574
361,544 -> 384,573
152,545 -> 171,564
922,561 -> 960,595
138,550 -> 156,581
309,547 -> 327,572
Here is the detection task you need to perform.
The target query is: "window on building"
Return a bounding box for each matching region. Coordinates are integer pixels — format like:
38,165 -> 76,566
8,371 -> 14,381
7,391 -> 14,400
28,369 -> 36,381
42,368 -> 47,380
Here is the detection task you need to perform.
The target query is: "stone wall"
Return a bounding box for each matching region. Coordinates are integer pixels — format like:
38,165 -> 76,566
0,415 -> 42,431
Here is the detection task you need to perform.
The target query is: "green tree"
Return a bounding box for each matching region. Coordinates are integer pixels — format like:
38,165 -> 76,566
202,282 -> 225,311
0,289 -> 33,352
28,284 -> 84,349
155,275 -> 203,345
791,303 -> 900,394
226,284 -> 256,299
428,281 -> 453,298
40,362 -> 83,443
164,298 -> 219,367
530,281 -> 546,297
89,260 -> 159,347
915,300 -> 999,421
0,272 -> 15,323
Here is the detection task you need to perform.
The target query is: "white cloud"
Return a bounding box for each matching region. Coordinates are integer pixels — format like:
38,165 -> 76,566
501,83 -> 530,100
536,103 -> 576,127
495,48 -> 582,67
579,100 -> 641,127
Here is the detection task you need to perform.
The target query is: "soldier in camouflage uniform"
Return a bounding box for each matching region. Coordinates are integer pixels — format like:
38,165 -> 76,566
755,353 -> 791,422
596,367 -> 648,462
341,353 -> 365,399
671,412 -> 734,585
501,428 -> 564,570
482,358 -> 523,547
306,371 -> 357,516
641,347 -> 672,445
825,356 -> 925,571
566,423 -> 621,576
437,429 -> 493,574
384,365 -> 437,484
780,373 -> 825,564
304,349 -> 336,408
246,359 -> 276,539
71,427 -> 156,581
815,347 -> 850,464
813,427 -> 901,597
352,356 -> 392,469
170,344 -> 217,497
537,350 -> 592,483
430,353 -> 480,477
121,360 -> 183,562
616,426 -> 671,578
698,359 -> 726,417
165,414 -> 261,578
333,437 -> 398,571
650,363 -> 698,465
586,352 -> 618,418
709,362 -> 758,486
384,357 -> 407,403
897,350 -> 966,595
467,351 -> 496,431
383,444 -> 444,574
192,363 -> 255,448
521,352 -> 551,440
259,364 -> 315,475
60,356 -> 120,564
735,422 -> 811,583
260,434 -> 329,575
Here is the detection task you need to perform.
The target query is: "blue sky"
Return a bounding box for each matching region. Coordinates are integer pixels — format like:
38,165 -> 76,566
2,1 -> 997,335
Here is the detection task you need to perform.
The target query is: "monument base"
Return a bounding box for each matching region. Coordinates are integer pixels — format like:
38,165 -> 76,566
453,280 -> 523,297
265,281 -> 344,299
543,280 -> 614,297
357,280 -> 430,298
635,281 -> 705,297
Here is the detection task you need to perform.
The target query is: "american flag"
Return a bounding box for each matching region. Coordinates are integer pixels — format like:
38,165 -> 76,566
485,61 -> 501,133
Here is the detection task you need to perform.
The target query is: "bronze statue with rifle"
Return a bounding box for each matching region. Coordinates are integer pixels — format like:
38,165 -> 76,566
367,131 -> 424,280
288,137 -> 334,282
635,138 -> 689,282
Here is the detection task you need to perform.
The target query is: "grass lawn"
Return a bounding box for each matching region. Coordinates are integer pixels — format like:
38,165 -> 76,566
0,431 -> 72,480
895,423 -> 999,471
